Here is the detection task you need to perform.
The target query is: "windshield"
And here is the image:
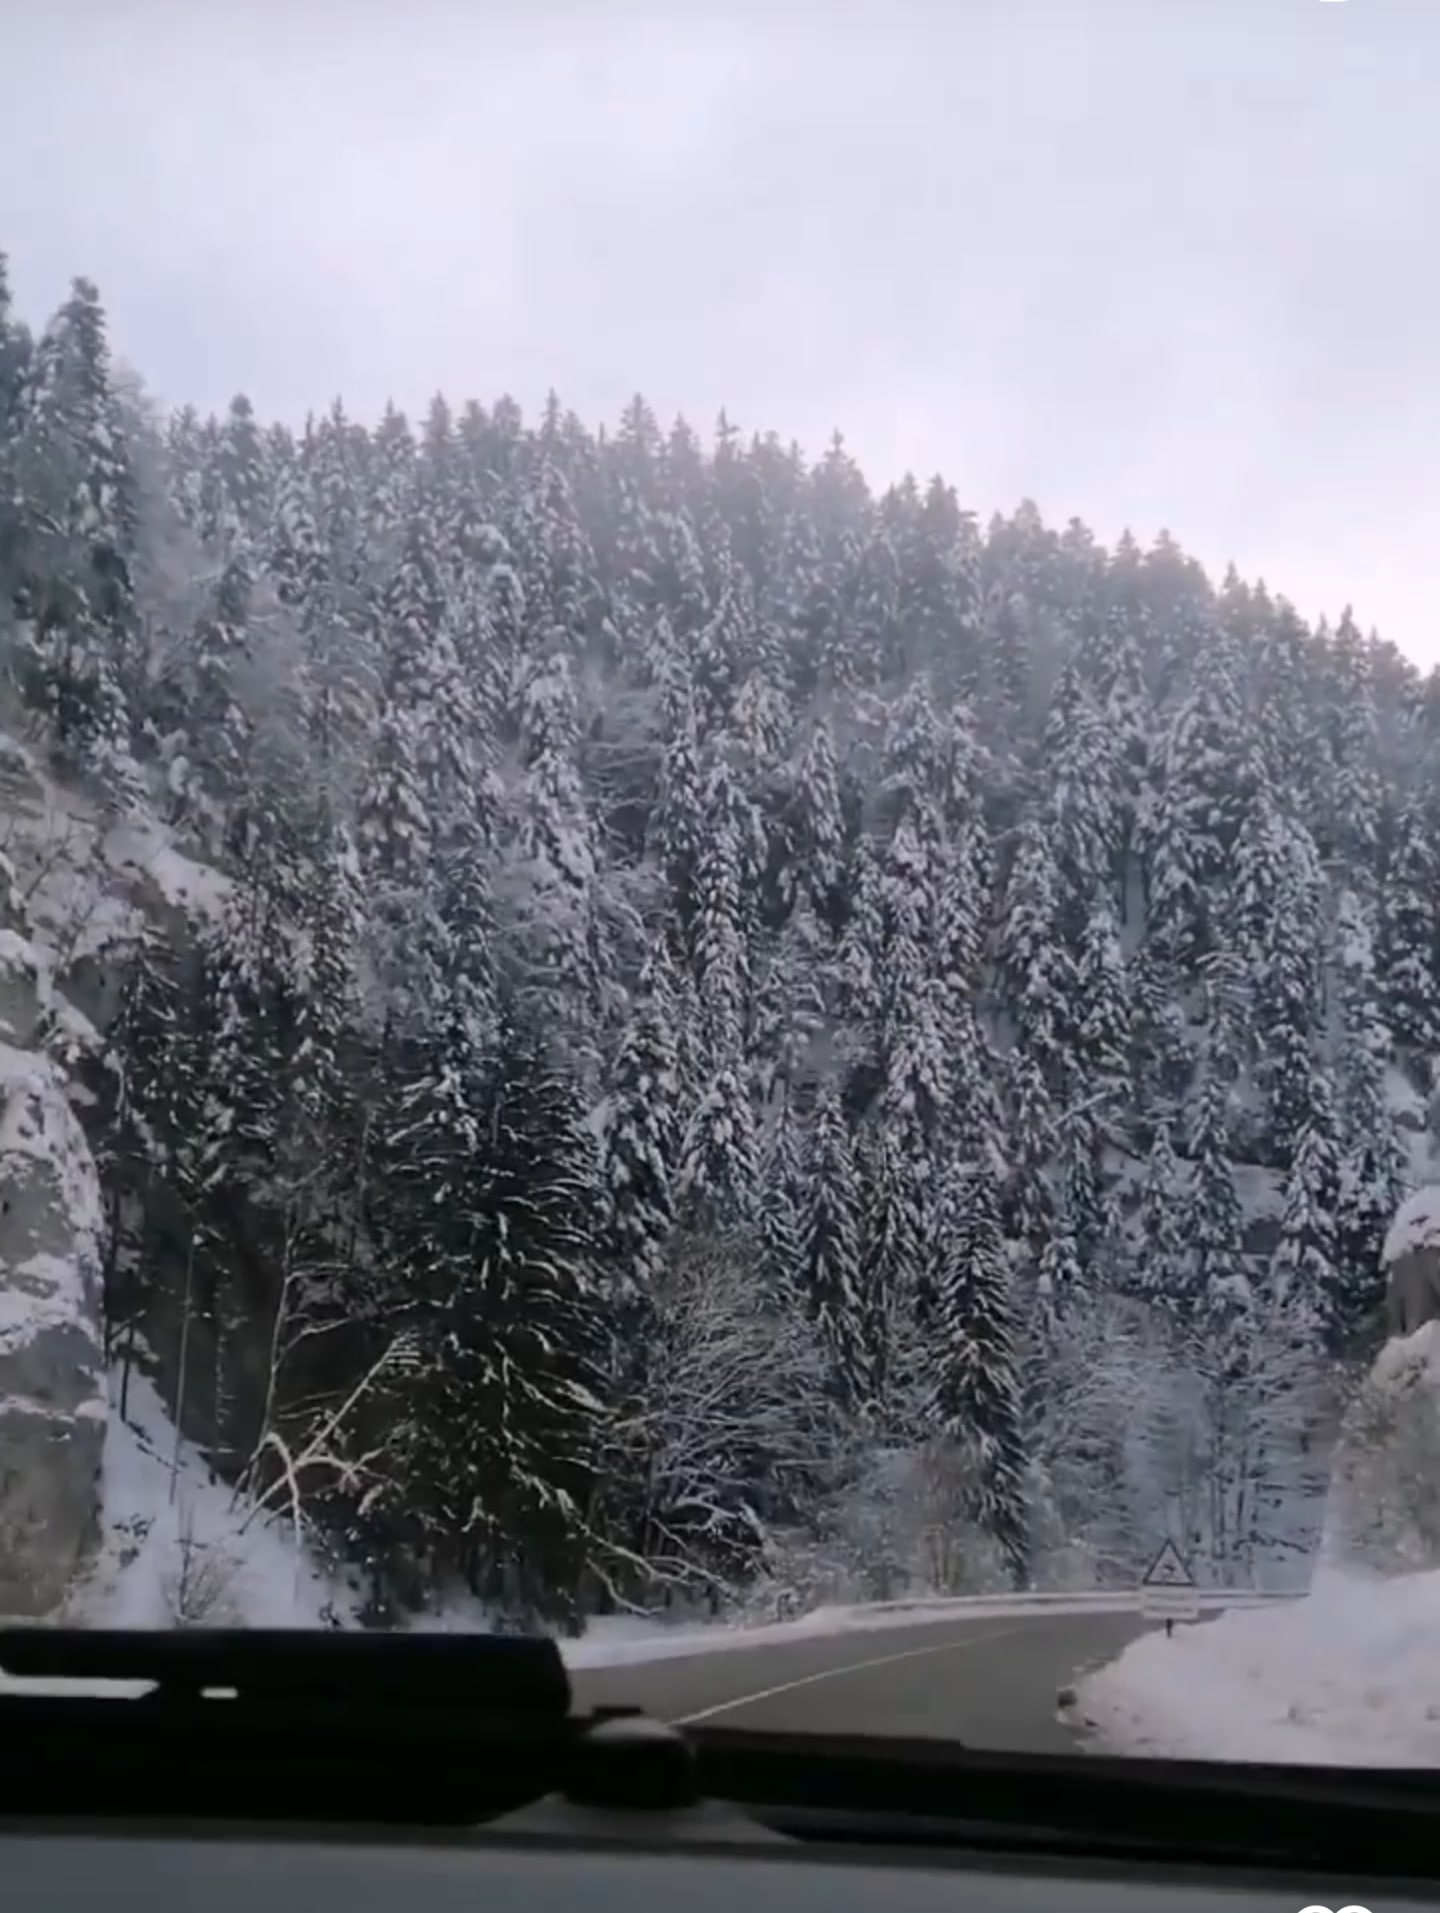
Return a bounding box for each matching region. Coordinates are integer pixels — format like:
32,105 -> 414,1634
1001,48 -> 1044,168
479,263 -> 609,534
0,0 -> 1433,1775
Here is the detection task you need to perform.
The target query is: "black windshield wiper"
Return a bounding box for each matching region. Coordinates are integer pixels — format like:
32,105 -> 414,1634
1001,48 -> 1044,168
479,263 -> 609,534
689,1722 -> 1440,1878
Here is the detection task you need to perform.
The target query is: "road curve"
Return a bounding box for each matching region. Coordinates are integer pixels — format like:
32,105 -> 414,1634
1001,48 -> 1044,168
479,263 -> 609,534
568,1609 -> 1161,1751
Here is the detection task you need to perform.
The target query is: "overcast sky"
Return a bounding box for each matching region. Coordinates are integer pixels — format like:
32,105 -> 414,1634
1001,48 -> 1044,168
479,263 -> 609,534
3,0 -> 1436,660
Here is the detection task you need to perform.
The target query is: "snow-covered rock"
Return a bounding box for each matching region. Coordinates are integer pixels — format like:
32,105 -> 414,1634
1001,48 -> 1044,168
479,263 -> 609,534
0,1038 -> 107,1616
1384,1184 -> 1440,1337
1382,1184 -> 1440,1267
1319,1321 -> 1440,1578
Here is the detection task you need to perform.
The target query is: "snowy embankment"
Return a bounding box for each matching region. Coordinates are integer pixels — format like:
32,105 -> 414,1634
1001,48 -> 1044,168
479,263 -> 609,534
560,1591 -> 1283,1669
0,1356 -> 359,1693
1076,1566 -> 1440,1765
1079,1306 -> 1440,1765
66,1364 -> 354,1634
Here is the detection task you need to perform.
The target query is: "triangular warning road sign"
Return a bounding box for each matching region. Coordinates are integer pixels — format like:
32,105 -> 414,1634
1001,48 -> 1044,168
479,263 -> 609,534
1140,1539 -> 1195,1588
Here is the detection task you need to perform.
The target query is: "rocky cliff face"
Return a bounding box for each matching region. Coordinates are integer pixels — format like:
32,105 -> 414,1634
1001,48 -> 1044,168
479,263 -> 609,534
0,1035 -> 107,1616
0,720 -> 223,1619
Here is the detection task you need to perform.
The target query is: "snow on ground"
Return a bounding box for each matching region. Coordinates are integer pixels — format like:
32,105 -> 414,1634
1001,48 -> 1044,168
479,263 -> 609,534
102,815 -> 231,923
558,1605 -> 1037,1669
557,1593 -> 1281,1669
62,1364 -> 360,1640
390,1599 -> 784,1666
0,1361 -> 361,1694
1077,1567 -> 1440,1765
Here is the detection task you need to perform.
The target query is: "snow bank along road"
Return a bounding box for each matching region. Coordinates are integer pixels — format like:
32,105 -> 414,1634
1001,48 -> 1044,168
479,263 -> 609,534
568,1609 -> 1169,1749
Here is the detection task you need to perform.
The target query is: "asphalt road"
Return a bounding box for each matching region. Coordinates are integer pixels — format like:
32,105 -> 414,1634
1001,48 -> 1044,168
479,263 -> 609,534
568,1609 -> 1160,1751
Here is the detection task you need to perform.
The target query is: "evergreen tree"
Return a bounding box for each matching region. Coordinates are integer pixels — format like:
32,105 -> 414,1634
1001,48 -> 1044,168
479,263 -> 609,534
757,1097 -> 807,1310
1183,1073 -> 1247,1322
599,960 -> 680,1301
1270,1080 -> 1340,1350
387,1009 -> 605,1625
1074,893 -> 1131,1127
1380,798 -> 1440,1059
802,1085 -> 870,1406
1333,888 -> 1406,1346
1135,1119 -> 1188,1308
929,1163 -> 1029,1587
997,815 -> 1072,1084
15,276 -> 136,777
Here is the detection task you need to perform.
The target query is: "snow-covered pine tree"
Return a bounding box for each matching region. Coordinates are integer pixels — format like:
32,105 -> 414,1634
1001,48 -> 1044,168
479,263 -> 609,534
927,1160 -> 1029,1589
802,1083 -> 871,1408
599,954 -> 680,1301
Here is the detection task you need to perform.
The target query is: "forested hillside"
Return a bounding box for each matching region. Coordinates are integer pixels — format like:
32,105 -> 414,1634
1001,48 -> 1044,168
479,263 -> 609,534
0,259 -> 1433,1629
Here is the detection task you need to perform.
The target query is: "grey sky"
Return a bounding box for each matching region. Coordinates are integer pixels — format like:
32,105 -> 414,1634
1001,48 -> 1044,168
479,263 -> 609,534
4,0 -> 1437,661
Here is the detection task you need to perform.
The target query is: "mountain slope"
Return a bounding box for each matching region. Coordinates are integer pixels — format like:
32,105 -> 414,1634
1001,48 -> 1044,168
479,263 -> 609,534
1,256 -> 1438,1627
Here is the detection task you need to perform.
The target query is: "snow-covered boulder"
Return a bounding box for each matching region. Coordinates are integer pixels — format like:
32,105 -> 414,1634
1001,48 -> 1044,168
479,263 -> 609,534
1384,1186 -> 1440,1338
0,1039 -> 107,1616
1320,1322 -> 1440,1578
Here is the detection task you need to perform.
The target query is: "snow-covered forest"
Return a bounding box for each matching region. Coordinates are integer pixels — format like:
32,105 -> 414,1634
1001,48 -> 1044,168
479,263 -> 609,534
0,258 -> 1431,1631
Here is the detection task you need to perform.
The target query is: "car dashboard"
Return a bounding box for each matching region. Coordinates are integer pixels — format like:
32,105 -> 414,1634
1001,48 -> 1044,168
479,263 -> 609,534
2,1822 -> 1429,1913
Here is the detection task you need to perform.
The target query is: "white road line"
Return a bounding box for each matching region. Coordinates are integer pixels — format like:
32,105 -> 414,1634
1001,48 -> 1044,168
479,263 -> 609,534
674,1619 -> 1050,1724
